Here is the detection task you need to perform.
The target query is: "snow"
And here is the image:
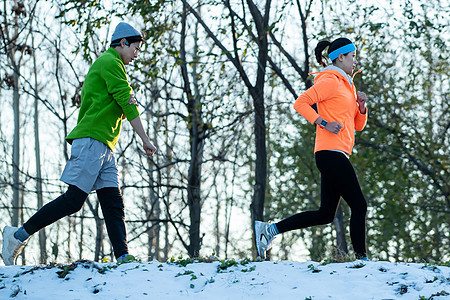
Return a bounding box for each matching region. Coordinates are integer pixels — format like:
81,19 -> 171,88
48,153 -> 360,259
0,258 -> 449,299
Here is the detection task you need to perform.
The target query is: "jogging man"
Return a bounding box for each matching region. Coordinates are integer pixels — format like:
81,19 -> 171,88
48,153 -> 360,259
2,22 -> 156,265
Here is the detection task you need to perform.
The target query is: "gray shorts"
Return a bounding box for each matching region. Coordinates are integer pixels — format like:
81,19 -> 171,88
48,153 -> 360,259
60,137 -> 119,194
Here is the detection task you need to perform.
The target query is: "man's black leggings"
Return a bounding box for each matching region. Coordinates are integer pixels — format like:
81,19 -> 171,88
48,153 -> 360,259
23,185 -> 128,259
276,150 -> 367,258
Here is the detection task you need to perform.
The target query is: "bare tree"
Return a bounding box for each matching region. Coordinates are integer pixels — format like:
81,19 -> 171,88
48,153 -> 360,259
180,1 -> 208,257
31,30 -> 47,264
179,0 -> 317,257
1,0 -> 31,227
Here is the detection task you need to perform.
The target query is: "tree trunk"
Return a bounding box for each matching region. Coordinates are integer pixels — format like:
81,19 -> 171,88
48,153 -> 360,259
152,171 -> 161,260
247,0 -> 271,259
249,87 -> 267,225
162,89 -> 172,262
84,198 -> 103,261
187,138 -> 203,258
147,179 -> 160,260
4,0 -> 22,228
181,2 -> 205,257
214,178 -> 220,257
147,110 -> 161,260
32,33 -> 47,264
92,200 -> 103,261
78,206 -> 85,260
12,57 -> 21,228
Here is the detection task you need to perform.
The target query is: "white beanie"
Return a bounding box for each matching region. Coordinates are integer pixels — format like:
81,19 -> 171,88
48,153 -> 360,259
111,22 -> 142,42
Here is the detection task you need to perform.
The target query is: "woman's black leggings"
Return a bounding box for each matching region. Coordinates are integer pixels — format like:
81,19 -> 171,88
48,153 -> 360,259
23,185 -> 128,259
276,150 -> 367,258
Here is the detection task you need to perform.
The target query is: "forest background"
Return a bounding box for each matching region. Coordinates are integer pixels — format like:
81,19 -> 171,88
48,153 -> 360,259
0,0 -> 448,265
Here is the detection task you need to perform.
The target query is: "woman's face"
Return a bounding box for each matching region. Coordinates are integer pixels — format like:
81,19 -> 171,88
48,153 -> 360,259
339,50 -> 358,75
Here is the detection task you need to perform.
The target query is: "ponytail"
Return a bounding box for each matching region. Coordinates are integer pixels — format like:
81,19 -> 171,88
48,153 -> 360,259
315,40 -> 331,68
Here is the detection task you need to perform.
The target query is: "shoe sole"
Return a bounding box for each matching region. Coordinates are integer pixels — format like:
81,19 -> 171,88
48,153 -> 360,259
254,221 -> 265,258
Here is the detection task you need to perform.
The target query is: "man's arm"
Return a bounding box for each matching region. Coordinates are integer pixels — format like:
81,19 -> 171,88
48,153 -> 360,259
129,116 -> 157,156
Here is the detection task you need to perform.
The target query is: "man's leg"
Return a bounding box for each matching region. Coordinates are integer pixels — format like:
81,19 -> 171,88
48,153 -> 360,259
2,185 -> 88,265
23,185 -> 88,235
96,187 -> 128,259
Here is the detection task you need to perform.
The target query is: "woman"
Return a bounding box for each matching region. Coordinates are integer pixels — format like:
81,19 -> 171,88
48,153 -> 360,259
255,37 -> 369,260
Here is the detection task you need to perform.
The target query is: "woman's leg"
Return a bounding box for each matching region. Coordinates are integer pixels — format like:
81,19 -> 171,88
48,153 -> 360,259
332,161 -> 367,258
275,152 -> 342,233
275,151 -> 367,258
316,151 -> 368,258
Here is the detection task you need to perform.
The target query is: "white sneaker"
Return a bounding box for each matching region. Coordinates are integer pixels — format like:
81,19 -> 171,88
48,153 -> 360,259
255,221 -> 276,259
2,226 -> 26,266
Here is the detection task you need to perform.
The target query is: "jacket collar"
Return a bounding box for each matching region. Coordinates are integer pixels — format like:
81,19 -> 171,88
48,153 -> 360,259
321,66 -> 353,86
107,47 -> 122,60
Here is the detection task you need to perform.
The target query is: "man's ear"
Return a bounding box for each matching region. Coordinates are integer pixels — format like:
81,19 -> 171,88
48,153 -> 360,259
120,38 -> 129,47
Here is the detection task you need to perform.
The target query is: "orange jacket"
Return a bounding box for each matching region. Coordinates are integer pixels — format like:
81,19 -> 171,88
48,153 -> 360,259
293,66 -> 367,155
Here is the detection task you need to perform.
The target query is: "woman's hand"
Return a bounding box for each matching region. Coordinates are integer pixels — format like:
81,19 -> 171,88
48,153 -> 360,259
357,91 -> 367,114
325,121 -> 343,135
314,117 -> 343,134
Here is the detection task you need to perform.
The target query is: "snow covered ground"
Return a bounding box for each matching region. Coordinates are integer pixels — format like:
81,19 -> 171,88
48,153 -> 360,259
0,258 -> 448,299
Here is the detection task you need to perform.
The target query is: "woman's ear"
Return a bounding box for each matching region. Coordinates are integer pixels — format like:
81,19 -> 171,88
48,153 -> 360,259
338,53 -> 345,62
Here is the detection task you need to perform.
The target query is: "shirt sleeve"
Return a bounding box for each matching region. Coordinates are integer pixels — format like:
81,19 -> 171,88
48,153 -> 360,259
102,58 -> 140,121
293,76 -> 339,124
354,106 -> 368,131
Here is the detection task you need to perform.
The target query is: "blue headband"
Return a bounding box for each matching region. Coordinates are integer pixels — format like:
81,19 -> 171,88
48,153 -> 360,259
328,43 -> 356,61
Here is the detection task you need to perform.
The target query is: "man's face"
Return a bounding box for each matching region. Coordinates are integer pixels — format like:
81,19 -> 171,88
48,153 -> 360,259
118,40 -> 142,65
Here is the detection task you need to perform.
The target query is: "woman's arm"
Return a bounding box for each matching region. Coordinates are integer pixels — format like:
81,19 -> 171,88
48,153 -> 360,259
293,76 -> 338,124
355,91 -> 368,131
314,117 -> 343,135
357,91 -> 367,114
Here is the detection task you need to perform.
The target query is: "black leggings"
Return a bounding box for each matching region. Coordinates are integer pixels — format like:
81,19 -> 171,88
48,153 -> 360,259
276,150 -> 367,258
23,185 -> 128,259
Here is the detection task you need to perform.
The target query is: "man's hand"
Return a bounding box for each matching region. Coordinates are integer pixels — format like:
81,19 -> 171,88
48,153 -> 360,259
129,115 -> 157,157
121,95 -> 138,120
129,94 -> 138,106
144,140 -> 157,157
357,91 -> 367,114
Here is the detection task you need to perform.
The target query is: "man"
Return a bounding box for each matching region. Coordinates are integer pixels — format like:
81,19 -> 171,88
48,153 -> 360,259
2,22 -> 156,265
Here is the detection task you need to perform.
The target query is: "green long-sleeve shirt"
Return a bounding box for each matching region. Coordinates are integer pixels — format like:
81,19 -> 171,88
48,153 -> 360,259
66,48 -> 140,150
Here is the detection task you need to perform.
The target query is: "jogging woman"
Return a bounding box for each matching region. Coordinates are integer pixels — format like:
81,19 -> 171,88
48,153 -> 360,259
255,37 -> 369,260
